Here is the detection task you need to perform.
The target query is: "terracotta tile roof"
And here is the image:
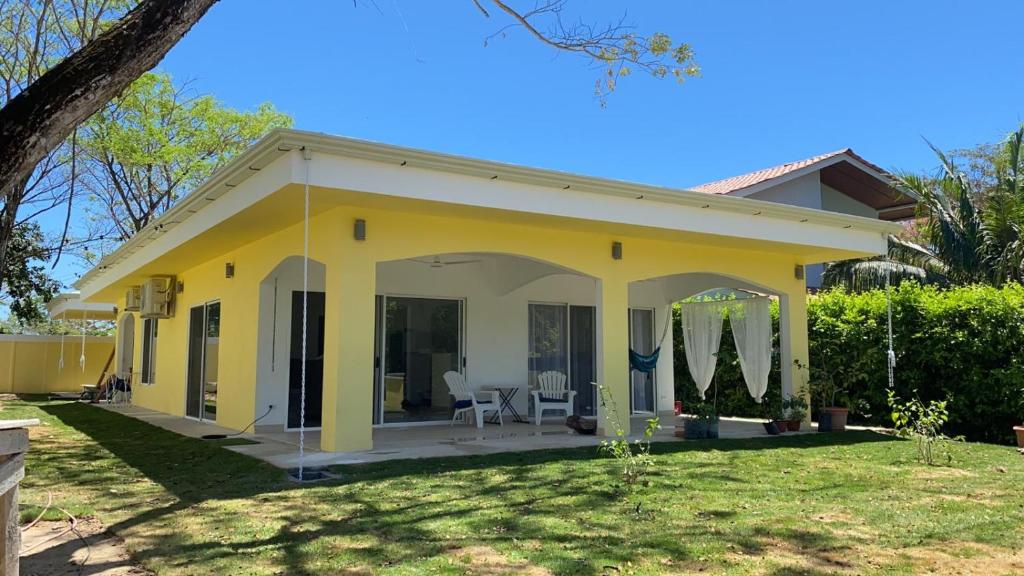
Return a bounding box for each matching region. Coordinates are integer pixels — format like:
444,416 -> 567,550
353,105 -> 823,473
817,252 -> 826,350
691,149 -> 892,196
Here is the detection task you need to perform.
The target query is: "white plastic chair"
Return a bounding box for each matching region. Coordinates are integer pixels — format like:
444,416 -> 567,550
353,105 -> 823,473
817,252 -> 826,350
443,371 -> 502,429
532,371 -> 575,425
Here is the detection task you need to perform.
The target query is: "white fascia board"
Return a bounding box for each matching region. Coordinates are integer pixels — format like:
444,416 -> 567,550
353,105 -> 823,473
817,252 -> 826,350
77,153 -> 294,299
278,130 -> 899,235
77,129 -> 902,298
306,153 -> 891,255
46,293 -> 117,318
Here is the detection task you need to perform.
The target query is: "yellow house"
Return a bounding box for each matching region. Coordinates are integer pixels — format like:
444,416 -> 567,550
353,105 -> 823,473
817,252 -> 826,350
75,129 -> 898,453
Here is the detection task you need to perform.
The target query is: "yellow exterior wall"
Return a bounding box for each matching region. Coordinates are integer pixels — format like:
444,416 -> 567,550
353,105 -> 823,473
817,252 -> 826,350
0,336 -> 115,394
118,200 -> 810,452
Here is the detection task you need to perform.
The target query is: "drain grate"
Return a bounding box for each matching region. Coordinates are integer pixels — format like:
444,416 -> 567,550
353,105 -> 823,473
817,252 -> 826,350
287,466 -> 338,483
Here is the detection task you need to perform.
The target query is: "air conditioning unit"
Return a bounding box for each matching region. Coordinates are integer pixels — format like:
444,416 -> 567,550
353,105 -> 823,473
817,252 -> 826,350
140,276 -> 175,318
124,286 -> 142,311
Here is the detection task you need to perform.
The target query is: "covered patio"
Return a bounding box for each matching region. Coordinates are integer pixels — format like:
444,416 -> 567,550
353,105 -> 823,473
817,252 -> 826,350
95,402 -> 820,468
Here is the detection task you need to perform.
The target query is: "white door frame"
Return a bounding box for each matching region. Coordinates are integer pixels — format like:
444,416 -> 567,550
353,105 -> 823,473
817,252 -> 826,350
374,294 -> 467,428
629,306 -> 658,415
184,300 -> 220,423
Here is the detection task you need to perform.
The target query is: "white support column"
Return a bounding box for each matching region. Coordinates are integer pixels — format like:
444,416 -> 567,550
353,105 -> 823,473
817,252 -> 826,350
779,291 -> 811,421
655,302 -> 676,423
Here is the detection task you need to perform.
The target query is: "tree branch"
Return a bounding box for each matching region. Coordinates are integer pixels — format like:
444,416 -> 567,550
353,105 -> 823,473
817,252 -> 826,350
0,0 -> 218,200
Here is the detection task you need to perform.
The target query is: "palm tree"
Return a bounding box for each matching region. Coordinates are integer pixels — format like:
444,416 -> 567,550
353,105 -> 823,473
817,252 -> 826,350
823,125 -> 1024,291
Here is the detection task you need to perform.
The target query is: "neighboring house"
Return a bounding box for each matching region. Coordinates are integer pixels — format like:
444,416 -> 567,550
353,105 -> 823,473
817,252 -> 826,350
75,129 -> 897,453
692,149 -> 917,288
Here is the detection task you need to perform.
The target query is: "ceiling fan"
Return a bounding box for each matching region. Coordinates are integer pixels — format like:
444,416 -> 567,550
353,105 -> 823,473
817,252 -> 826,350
409,256 -> 483,268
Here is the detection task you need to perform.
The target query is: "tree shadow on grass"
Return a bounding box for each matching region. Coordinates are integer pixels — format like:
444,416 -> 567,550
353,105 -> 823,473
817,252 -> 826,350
28,399 -> 897,575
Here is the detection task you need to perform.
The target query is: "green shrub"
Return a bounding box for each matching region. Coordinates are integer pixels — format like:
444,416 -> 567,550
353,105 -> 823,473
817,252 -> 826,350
673,301 -> 783,420
673,283 -> 1024,444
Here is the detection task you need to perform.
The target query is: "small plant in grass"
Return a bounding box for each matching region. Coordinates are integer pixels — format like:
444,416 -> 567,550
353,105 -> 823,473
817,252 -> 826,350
594,383 -> 659,488
888,389 -> 962,465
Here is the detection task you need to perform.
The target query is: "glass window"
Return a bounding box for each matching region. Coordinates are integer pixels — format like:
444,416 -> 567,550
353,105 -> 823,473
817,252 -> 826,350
141,318 -> 158,384
528,303 -> 568,388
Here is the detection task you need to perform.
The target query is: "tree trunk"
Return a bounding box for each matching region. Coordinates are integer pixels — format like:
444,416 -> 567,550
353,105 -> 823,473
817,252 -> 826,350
0,176 -> 30,292
0,0 -> 219,201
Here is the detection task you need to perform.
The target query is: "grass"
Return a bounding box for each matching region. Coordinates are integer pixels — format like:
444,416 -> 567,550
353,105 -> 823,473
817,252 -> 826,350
5,395 -> 1024,575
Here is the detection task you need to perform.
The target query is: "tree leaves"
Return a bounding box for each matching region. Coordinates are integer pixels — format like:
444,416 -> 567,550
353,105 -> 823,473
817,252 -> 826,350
76,72 -> 292,255
824,125 -> 1024,291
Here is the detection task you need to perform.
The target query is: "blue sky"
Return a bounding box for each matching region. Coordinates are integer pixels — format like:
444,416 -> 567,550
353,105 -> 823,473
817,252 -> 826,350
45,0 -> 1024,286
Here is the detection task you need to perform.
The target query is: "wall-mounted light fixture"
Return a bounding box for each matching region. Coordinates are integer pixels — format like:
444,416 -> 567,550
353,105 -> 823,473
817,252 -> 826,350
354,218 -> 366,241
176,280 -> 185,294
794,264 -> 805,280
611,241 -> 623,260
225,262 -> 235,279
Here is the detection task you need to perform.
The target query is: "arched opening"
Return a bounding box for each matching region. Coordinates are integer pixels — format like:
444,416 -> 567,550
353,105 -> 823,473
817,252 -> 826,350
117,314 -> 135,380
256,256 -> 327,431
628,271 -> 789,420
374,252 -> 599,424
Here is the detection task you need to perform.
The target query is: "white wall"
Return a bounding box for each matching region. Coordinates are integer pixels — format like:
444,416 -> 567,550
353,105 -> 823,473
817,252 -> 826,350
374,255 -> 672,423
255,256 -> 326,428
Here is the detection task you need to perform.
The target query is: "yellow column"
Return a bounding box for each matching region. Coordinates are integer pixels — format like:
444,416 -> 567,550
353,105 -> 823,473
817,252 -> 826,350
320,243 -> 376,452
596,276 -> 631,436
780,290 -> 811,422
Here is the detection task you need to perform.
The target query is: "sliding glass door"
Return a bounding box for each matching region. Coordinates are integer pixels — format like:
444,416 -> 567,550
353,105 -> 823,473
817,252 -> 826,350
375,296 -> 463,424
186,301 -> 220,421
288,291 -> 325,429
528,303 -> 596,416
629,308 -> 656,414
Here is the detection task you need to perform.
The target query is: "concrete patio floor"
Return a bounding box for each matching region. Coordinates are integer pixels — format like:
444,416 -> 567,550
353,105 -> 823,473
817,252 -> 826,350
95,402 -> 819,469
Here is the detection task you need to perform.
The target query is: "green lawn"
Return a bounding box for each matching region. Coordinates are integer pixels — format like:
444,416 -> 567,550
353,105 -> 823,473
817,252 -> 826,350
5,396 -> 1024,575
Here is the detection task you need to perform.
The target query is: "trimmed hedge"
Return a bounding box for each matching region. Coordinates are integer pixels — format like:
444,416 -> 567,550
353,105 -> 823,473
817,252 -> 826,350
673,284 -> 1024,444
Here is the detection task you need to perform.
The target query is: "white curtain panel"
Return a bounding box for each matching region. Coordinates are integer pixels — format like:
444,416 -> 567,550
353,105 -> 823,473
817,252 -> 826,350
681,300 -> 726,400
728,297 -> 773,403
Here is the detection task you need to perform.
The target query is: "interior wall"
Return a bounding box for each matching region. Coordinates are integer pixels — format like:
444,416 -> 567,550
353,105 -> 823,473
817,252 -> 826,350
255,256 -> 326,428
375,256 -> 671,421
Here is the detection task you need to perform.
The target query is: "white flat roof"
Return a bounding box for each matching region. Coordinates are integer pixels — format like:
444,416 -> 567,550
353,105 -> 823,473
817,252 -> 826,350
47,292 -> 117,320
76,129 -> 901,299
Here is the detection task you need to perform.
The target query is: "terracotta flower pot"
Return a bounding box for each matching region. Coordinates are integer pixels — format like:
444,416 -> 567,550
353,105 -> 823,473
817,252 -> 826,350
773,420 -> 789,432
1014,426 -> 1024,448
823,407 -> 849,432
786,419 -> 802,432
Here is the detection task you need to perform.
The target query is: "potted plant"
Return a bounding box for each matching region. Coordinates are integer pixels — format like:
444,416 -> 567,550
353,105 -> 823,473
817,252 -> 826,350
772,403 -> 790,433
783,391 -> 808,432
760,402 -> 781,435
797,359 -> 849,433
684,401 -> 719,439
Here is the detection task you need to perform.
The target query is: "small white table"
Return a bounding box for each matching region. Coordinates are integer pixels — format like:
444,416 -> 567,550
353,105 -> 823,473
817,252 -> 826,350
480,382 -> 530,423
